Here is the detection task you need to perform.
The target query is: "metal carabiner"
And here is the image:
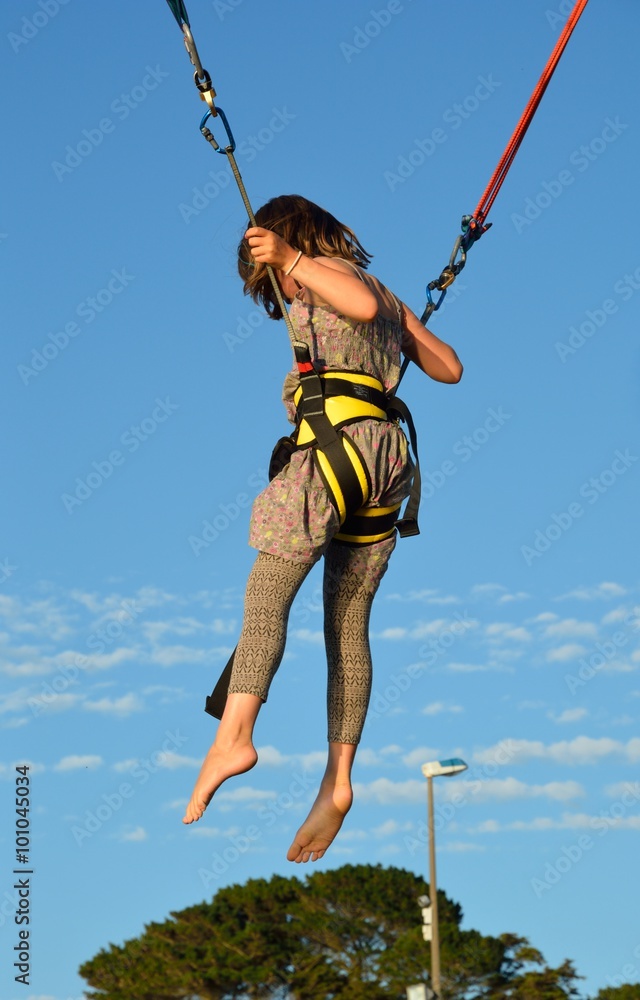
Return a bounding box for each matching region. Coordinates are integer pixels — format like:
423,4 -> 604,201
200,107 -> 236,154
182,23 -> 207,82
425,282 -> 448,312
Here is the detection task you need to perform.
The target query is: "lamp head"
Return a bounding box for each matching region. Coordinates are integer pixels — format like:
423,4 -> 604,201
421,757 -> 468,778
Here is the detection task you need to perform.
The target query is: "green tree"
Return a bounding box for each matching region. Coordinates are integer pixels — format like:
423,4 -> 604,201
593,987 -> 640,1000
79,863 -> 585,1000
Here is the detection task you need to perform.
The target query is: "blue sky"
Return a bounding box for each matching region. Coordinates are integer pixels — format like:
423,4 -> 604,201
1,1 -> 639,998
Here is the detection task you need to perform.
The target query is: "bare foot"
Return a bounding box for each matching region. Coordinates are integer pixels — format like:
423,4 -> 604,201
287,780 -> 353,862
183,740 -> 258,824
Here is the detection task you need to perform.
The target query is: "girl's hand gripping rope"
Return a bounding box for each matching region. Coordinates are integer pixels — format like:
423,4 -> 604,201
245,227 -> 299,272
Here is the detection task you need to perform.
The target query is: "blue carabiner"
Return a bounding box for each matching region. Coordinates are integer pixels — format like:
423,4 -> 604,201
426,284 -> 448,312
200,106 -> 236,154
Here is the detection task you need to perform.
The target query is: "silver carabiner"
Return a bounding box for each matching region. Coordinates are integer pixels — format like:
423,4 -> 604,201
182,23 -> 207,82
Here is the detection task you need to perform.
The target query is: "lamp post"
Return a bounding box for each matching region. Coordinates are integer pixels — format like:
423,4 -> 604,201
420,758 -> 468,999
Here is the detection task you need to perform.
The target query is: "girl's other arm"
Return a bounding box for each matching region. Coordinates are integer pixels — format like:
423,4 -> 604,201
400,302 -> 463,383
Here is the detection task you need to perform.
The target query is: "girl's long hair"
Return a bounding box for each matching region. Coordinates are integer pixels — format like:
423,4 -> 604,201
237,194 -> 373,320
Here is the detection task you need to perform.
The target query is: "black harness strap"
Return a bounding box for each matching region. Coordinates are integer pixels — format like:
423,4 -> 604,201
293,342 -> 368,520
387,396 -> 421,538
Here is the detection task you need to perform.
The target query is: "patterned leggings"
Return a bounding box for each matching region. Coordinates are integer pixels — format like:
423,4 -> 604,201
227,538 -> 395,743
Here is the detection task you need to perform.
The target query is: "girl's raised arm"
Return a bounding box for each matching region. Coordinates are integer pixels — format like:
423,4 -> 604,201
244,227 -> 378,323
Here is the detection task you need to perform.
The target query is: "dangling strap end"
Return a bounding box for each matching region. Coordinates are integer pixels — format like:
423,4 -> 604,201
396,518 -> 420,538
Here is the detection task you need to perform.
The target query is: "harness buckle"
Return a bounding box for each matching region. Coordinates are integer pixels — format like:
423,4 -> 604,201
395,517 -> 421,538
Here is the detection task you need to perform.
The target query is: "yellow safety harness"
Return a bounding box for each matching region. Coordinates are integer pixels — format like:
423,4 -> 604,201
268,341 -> 421,547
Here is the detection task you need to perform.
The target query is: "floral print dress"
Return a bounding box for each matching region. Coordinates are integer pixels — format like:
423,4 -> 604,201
248,285 -> 415,566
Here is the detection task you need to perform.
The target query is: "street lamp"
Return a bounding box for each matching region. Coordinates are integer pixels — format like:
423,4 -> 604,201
420,757 -> 468,999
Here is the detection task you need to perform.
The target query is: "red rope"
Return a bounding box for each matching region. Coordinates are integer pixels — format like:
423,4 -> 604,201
474,0 -> 590,226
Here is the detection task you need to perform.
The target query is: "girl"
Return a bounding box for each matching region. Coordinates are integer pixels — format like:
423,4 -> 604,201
183,195 -> 462,863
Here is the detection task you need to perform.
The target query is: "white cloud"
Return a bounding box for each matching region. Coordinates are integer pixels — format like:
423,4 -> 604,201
83,693 -> 144,717
155,752 -> 202,770
485,623 -> 532,642
474,736 -> 640,766
297,750 -> 328,771
28,692 -> 83,715
216,785 -> 277,804
386,589 -> 460,605
54,754 -> 103,772
376,627 -> 407,640
475,811 -> 640,833
411,618 -> 472,639
113,758 -> 140,773
549,708 -> 589,723
543,619 -> 598,639
119,826 -> 147,842
475,819 -> 500,833
446,661 -> 490,673
529,612 -> 559,623
148,644 -> 211,666
337,829 -> 369,842
63,647 -> 139,673
291,629 -> 324,645
470,583 -> 506,598
498,591 -> 530,604
0,760 -> 45,779
556,583 -> 627,601
0,687 -> 41,714
441,841 -> 485,852
600,607 -> 630,625
422,702 -> 463,716
380,744 -> 403,756
447,777 -> 584,804
353,777 -> 425,805
402,747 -> 440,769
256,745 -> 290,767
372,819 -> 412,837
546,643 -> 588,662
604,781 -> 640,800
186,826 -> 225,837
355,748 -> 384,766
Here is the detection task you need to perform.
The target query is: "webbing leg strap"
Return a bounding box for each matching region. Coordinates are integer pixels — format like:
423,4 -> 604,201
293,341 -> 370,522
387,396 -> 421,538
